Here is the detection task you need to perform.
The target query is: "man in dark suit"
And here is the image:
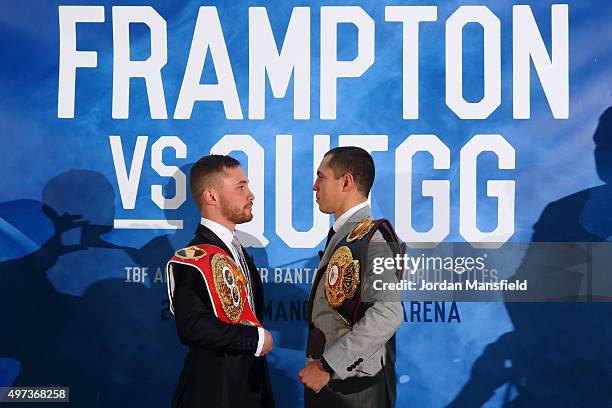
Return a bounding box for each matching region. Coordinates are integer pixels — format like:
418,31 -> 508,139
167,155 -> 275,408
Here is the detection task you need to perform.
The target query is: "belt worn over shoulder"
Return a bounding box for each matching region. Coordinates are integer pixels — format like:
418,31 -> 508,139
322,217 -> 402,326
166,244 -> 261,327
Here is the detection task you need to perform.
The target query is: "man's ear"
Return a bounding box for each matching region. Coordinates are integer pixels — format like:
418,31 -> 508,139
341,173 -> 355,192
202,188 -> 217,206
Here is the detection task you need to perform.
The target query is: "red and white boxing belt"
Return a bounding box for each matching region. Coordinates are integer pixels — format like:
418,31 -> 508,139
166,244 -> 261,327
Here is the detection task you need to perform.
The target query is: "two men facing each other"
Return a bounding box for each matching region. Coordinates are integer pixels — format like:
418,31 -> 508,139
166,147 -> 403,408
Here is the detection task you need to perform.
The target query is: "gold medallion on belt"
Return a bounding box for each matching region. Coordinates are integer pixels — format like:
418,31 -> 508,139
210,253 -> 246,323
174,245 -> 207,260
325,246 -> 360,308
346,217 -> 374,242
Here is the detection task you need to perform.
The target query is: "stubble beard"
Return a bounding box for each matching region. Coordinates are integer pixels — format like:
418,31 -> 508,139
220,197 -> 253,224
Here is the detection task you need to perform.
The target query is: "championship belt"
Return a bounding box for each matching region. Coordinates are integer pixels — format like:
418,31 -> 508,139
324,246 -> 361,308
324,218 -> 374,312
166,244 -> 261,327
323,216 -> 402,326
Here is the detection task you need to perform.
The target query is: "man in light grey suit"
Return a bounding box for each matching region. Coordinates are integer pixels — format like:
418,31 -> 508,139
299,147 -> 403,407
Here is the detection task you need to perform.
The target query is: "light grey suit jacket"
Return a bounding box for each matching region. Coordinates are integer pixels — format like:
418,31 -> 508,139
308,205 -> 403,381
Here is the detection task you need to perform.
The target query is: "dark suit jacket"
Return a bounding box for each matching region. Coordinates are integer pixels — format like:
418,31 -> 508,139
170,224 -> 274,408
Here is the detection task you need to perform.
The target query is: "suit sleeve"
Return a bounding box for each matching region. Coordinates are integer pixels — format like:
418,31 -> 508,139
172,263 -> 260,354
322,231 -> 403,380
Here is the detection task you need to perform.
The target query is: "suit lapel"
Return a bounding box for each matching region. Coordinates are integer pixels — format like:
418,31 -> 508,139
316,206 -> 372,271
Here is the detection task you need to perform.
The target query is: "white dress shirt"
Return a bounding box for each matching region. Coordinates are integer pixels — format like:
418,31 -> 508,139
200,218 -> 265,357
332,201 -> 369,232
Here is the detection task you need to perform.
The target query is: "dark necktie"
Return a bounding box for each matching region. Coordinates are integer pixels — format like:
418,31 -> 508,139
319,227 -> 336,261
324,227 -> 336,250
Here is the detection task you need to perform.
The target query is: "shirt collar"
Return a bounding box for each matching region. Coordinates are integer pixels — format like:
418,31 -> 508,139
200,217 -> 235,250
332,201 -> 369,232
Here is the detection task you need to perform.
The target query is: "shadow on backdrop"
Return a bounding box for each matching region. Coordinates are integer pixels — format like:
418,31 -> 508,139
448,107 -> 612,407
0,170 -> 184,406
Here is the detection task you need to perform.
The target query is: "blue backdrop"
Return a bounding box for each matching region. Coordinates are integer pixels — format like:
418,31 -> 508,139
1,0 -> 611,406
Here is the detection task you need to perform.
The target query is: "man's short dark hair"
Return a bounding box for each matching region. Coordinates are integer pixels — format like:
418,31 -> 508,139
324,146 -> 375,196
189,155 -> 240,208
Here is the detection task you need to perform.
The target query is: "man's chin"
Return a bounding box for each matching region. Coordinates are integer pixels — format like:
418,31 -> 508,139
235,212 -> 253,224
317,204 -> 332,215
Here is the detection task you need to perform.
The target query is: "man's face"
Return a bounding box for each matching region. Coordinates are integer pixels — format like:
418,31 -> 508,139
313,155 -> 344,214
217,166 -> 254,224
